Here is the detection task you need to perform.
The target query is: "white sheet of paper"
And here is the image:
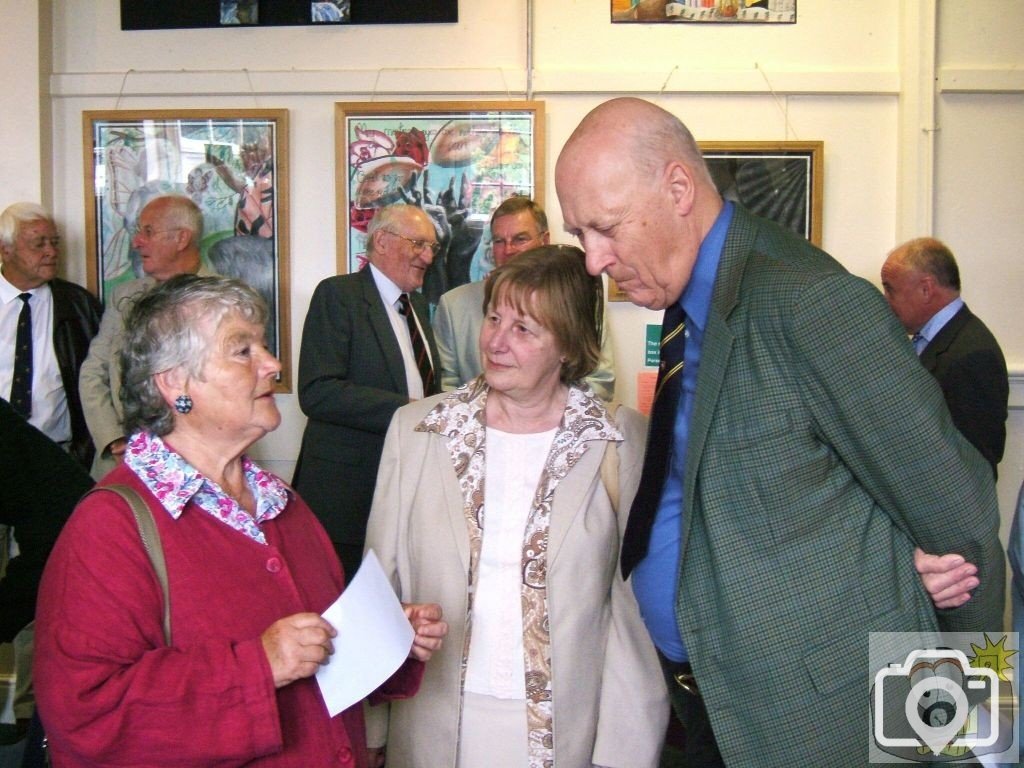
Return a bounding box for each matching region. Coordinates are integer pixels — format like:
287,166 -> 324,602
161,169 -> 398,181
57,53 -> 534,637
315,549 -> 414,716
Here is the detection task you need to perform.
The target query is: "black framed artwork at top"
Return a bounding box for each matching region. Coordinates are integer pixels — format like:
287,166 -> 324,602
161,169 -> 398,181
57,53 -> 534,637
121,1 -> 458,29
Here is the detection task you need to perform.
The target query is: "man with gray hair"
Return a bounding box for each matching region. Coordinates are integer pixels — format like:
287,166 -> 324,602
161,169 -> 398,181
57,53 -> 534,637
293,203 -> 440,578
881,236 -> 1008,477
0,202 -> 101,469
432,196 -> 616,399
79,194 -> 211,479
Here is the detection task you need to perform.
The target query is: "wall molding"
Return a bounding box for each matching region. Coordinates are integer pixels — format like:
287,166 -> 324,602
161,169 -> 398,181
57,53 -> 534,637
50,67 -> 900,99
939,68 -> 1024,94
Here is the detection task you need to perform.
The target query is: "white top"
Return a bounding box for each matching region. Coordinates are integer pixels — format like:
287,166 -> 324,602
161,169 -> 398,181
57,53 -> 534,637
0,273 -> 69,442
369,264 -> 432,400
464,426 -> 557,699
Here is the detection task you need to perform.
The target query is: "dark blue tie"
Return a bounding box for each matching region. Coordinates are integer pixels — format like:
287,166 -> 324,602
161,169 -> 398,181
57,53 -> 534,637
621,302 -> 687,577
10,293 -> 33,418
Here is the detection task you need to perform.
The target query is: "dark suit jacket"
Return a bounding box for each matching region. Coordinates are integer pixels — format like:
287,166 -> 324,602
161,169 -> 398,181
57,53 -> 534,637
49,278 -> 102,469
293,267 -> 439,547
670,206 -> 1003,767
919,304 -> 1008,477
0,398 -> 93,641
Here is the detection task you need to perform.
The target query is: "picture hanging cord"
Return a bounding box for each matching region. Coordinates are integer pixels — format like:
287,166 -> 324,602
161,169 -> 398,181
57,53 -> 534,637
114,69 -> 134,110
243,68 -> 260,108
368,68 -> 512,101
755,62 -> 799,140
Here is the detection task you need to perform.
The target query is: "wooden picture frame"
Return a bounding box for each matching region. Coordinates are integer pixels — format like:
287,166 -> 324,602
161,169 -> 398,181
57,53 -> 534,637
335,100 -> 545,309
608,140 -> 823,301
83,109 -> 291,390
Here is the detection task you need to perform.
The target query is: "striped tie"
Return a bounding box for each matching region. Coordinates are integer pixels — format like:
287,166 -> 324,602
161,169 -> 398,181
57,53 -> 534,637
9,293 -> 33,418
621,302 -> 687,577
398,293 -> 435,396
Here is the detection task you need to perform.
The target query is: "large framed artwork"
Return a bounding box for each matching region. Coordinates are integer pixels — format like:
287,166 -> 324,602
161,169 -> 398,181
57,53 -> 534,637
608,140 -> 822,301
335,100 -> 545,309
82,109 -> 291,389
612,0 -> 795,23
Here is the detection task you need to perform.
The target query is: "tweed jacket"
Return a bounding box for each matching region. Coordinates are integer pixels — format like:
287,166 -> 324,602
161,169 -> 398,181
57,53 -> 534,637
672,206 -> 1004,767
919,303 -> 1008,477
364,387 -> 668,768
49,278 -> 102,468
432,278 -> 618,400
293,267 -> 439,546
79,277 -> 153,479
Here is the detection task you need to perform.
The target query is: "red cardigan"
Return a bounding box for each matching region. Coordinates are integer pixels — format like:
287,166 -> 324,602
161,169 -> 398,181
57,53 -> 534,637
35,465 -> 422,767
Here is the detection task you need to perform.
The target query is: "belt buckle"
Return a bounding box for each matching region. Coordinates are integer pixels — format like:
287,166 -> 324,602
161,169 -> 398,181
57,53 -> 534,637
673,672 -> 699,696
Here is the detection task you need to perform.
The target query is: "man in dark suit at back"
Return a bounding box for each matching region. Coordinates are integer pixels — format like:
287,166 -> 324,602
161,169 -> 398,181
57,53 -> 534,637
293,203 -> 440,577
882,236 -> 1009,477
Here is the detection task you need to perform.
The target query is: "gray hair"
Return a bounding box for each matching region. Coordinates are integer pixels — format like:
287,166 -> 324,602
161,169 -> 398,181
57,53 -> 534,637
120,274 -> 268,436
894,237 -> 961,292
146,195 -> 205,245
365,203 -> 416,257
0,203 -> 54,249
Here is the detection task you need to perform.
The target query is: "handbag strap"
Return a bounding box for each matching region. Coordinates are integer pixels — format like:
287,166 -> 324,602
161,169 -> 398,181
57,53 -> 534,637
85,484 -> 172,646
601,401 -> 621,515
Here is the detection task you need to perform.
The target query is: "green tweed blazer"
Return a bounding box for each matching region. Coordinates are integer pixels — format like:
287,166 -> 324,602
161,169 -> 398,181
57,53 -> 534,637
675,206 -> 1004,766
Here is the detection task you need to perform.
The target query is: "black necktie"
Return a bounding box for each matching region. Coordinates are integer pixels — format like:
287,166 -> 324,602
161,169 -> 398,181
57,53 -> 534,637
398,293 -> 435,396
10,293 -> 33,418
621,302 -> 687,578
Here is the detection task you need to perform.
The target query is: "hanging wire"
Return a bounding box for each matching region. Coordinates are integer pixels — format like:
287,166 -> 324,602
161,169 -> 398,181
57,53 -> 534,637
114,69 -> 135,110
755,62 -> 799,140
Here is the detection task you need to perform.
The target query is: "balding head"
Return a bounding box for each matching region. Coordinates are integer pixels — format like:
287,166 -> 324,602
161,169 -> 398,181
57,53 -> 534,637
555,98 -> 722,309
881,237 -> 961,333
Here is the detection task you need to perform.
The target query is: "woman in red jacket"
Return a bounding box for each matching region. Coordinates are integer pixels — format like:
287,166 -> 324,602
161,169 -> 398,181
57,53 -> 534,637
35,275 -> 446,767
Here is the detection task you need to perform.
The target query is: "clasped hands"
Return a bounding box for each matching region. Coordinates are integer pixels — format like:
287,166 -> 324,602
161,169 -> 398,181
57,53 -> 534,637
261,602 -> 448,689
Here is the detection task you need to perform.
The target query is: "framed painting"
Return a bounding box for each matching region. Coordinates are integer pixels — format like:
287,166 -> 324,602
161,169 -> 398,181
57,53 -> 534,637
335,100 -> 545,309
608,140 -> 822,301
82,109 -> 291,389
612,0 -> 796,23
701,141 -> 822,246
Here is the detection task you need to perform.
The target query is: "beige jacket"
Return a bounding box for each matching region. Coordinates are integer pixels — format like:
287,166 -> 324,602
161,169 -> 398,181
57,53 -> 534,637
364,388 -> 668,768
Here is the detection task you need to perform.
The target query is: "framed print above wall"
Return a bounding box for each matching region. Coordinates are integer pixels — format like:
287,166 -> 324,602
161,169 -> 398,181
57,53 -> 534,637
82,109 -> 292,390
612,0 -> 796,24
335,100 -> 545,309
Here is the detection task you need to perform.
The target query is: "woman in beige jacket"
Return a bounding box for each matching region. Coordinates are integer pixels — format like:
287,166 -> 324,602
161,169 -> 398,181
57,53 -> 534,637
365,246 -> 668,768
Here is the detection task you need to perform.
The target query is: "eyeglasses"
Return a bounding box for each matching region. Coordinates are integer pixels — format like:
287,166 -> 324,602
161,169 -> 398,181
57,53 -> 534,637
384,230 -> 441,256
131,225 -> 182,240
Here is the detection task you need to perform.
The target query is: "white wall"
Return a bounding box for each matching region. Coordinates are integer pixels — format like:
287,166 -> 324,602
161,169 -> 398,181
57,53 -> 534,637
10,1 -> 1024,606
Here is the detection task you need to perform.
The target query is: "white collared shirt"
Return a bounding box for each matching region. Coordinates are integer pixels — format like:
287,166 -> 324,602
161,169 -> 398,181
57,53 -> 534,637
368,264 -> 433,400
0,272 -> 69,442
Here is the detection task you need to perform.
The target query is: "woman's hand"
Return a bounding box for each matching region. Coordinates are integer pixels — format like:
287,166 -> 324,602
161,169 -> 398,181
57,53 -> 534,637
402,603 -> 448,662
261,613 -> 337,688
914,547 -> 979,609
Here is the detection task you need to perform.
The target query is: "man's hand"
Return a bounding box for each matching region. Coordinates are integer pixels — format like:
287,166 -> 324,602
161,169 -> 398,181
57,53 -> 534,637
403,602 -> 448,662
261,613 -> 336,688
914,547 -> 979,609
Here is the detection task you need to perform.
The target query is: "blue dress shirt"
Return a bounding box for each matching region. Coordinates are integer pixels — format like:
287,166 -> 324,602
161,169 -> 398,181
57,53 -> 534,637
631,201 -> 734,662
